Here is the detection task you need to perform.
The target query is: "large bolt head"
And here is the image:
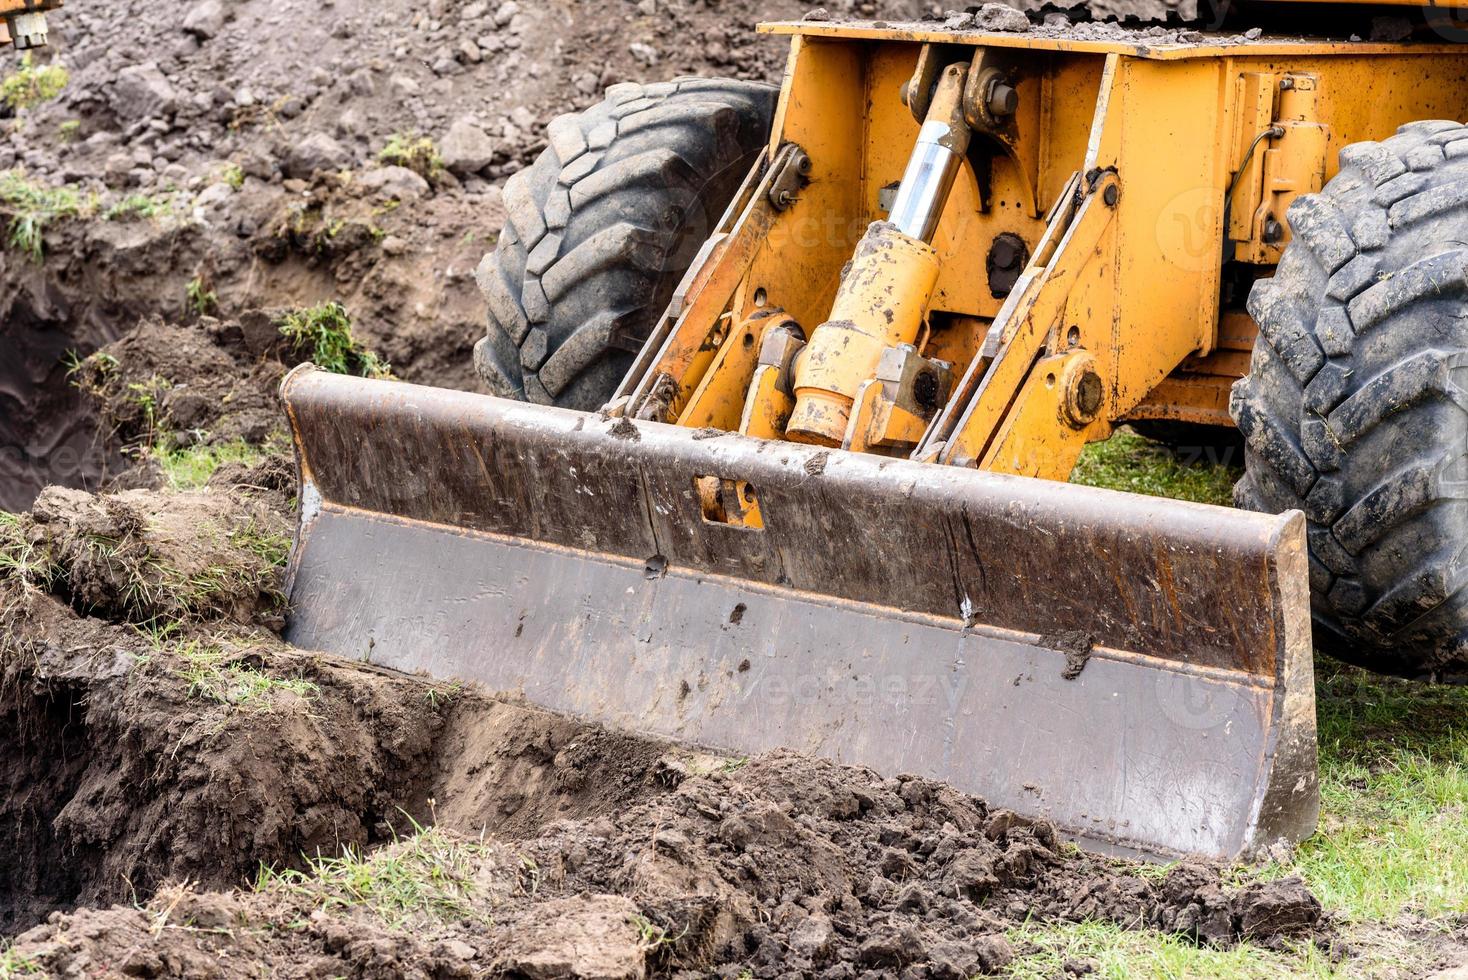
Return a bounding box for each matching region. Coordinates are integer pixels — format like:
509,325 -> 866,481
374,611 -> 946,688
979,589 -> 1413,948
987,82 -> 1019,117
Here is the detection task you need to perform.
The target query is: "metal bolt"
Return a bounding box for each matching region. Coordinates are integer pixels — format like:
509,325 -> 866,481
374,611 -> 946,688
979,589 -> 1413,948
1264,218 -> 1285,243
987,82 -> 1019,118
1103,184 -> 1120,207
7,12 -> 49,49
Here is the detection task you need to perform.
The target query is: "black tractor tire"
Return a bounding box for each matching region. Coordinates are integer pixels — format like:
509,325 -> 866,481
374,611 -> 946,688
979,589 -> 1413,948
1232,119 -> 1468,677
473,78 -> 777,411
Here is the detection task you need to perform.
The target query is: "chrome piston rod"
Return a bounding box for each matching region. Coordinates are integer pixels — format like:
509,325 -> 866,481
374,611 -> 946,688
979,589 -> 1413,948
887,119 -> 967,243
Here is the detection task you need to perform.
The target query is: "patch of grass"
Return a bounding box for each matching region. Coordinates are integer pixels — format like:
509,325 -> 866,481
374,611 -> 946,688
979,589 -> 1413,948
67,349 -> 118,390
0,511 -> 55,588
57,119 -> 80,142
1004,920 -> 1339,980
185,275 -> 218,317
423,681 -> 464,709
0,942 -> 46,977
229,519 -> 291,570
102,192 -> 173,221
1054,425 -> 1468,968
378,132 -> 442,177
173,640 -> 317,709
632,913 -> 688,952
156,439 -> 269,490
278,302 -> 392,379
257,826 -> 493,929
125,375 -> 173,449
0,169 -> 91,259
1071,428 -> 1238,506
221,163 -> 244,190
0,52 -> 68,111
1286,659 -> 1468,922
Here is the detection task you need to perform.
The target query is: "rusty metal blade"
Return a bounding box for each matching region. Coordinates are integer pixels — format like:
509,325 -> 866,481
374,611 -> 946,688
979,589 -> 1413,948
281,367 -> 1318,860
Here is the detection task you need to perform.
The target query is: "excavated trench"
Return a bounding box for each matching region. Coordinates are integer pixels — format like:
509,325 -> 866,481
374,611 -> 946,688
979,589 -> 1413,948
0,305 -> 124,512
0,633 -> 676,935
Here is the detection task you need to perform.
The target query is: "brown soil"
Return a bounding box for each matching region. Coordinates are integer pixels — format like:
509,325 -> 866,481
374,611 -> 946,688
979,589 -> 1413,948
0,591 -> 1325,978
0,313 -> 1332,974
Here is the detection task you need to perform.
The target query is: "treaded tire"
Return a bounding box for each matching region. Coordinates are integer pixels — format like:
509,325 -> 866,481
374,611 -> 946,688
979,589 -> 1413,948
1232,120 -> 1468,677
473,78 -> 777,410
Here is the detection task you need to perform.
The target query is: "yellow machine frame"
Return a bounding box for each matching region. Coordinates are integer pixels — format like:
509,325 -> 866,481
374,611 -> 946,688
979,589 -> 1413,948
610,25 -> 1468,483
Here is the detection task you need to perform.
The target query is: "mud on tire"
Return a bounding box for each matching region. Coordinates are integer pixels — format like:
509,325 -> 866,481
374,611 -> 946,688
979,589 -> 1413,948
1233,120 -> 1468,676
473,78 -> 777,410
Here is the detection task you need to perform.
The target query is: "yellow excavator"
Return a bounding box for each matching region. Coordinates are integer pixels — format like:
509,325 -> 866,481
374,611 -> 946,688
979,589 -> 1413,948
284,9 -> 1468,860
23,1 -> 1468,859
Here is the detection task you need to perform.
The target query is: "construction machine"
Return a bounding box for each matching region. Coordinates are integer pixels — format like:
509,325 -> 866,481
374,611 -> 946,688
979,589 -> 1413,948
24,3 -> 1468,859
281,9 -> 1468,860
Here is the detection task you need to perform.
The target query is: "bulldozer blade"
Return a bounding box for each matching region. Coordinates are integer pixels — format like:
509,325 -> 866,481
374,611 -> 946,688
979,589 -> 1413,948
281,368 -> 1318,860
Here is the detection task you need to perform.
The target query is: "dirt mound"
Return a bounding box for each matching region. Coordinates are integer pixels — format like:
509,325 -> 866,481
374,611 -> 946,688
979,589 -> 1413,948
0,443 -> 1325,972
3,745 -> 1324,978
70,314 -> 287,458
0,463 -> 683,931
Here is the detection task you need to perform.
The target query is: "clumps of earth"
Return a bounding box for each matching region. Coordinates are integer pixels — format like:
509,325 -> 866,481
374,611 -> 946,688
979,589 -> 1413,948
0,308 -> 1332,979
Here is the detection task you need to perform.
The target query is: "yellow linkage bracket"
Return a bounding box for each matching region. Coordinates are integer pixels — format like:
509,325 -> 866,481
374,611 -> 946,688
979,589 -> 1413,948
923,170 -> 1119,477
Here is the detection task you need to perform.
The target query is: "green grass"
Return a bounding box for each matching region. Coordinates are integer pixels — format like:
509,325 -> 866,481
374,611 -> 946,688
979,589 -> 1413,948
0,170 -> 91,259
218,163 -> 244,190
256,826 -> 493,929
0,52 -> 68,111
377,132 -> 443,177
102,192 -> 174,221
0,511 -> 55,588
156,439 -> 271,490
278,302 -> 391,378
0,942 -> 46,978
228,518 -> 291,570
185,275 -> 219,317
1289,660 -> 1468,922
1030,428 -> 1468,976
173,640 -> 317,709
1004,920 -> 1341,980
123,375 -> 173,448
1072,428 -> 1238,506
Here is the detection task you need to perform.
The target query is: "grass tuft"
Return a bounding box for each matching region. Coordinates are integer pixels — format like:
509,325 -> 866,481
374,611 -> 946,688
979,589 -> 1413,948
257,825 -> 495,929
156,439 -> 272,491
0,942 -> 46,978
0,511 -> 55,590
377,132 -> 443,177
279,302 -> 391,378
1071,428 -> 1238,506
185,275 -> 219,317
172,639 -> 317,709
0,52 -> 68,111
102,192 -> 175,221
0,169 -> 91,259
1286,659 -> 1468,921
1003,920 -> 1338,980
